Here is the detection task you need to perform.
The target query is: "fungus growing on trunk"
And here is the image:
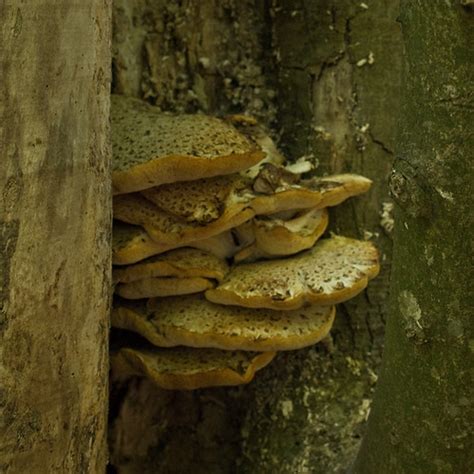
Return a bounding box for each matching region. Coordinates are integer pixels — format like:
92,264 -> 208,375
206,235 -> 379,310
112,222 -> 172,265
110,95 -> 379,390
113,245 -> 229,299
250,173 -> 372,215
113,248 -> 229,284
141,174 -> 253,225
111,95 -> 265,194
225,115 -> 286,179
234,208 -> 329,262
112,295 -> 335,351
252,163 -> 300,195
113,222 -> 237,264
111,346 -> 276,390
114,193 -> 255,249
115,277 -> 215,299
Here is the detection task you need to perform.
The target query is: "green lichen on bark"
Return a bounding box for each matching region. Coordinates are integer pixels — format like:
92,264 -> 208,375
354,1 -> 473,472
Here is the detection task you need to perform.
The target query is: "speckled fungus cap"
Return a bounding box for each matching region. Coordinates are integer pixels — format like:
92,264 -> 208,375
224,118 -> 287,179
111,295 -> 336,351
113,222 -> 237,265
114,193 -> 255,249
234,208 -> 329,262
141,174 -> 254,225
250,173 -> 372,215
111,346 -> 276,390
251,163 -> 299,195
254,207 -> 329,256
111,95 -> 265,194
186,230 -> 240,259
231,221 -> 256,248
115,276 -> 215,299
113,222 -> 170,265
113,248 -> 229,284
206,235 -> 380,310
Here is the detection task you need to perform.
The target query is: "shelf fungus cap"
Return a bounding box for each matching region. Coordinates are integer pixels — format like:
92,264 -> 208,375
113,222 -> 171,265
111,346 -> 276,390
113,193 -> 255,249
111,296 -> 336,351
235,208 -> 329,262
112,95 -> 265,194
141,174 -> 254,225
114,248 -> 229,284
206,235 -> 380,310
228,122 -> 287,179
113,222 -> 238,265
250,173 -> 372,215
115,276 -> 214,299
252,163 -> 300,195
233,244 -> 265,264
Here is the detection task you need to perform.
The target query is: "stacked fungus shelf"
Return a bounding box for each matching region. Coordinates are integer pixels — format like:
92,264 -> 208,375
110,95 -> 379,390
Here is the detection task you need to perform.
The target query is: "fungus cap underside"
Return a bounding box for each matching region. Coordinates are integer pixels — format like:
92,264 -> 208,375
114,193 -> 255,249
113,247 -> 229,283
111,346 -> 276,390
112,295 -> 336,351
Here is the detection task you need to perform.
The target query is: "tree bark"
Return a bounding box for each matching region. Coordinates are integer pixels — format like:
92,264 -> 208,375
109,1 -> 402,472
0,2 -> 112,472
353,1 -> 473,472
238,2 -> 400,471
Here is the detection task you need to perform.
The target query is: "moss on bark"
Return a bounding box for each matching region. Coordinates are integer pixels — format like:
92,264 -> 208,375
353,1 -> 474,472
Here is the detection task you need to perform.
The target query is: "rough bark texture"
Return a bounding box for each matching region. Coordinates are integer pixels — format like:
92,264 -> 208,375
353,1 -> 473,472
237,2 -> 400,472
109,1 -> 401,472
0,2 -> 112,472
112,0 -> 278,125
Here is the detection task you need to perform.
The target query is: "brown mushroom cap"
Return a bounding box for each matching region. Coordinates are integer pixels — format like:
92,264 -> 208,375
188,231 -> 240,260
111,346 -> 276,390
115,277 -> 215,299
113,222 -> 238,265
206,235 -> 380,310
141,174 -> 253,225
113,222 -> 170,265
111,296 -> 336,351
235,208 -> 329,262
229,121 -> 287,179
252,163 -> 300,195
231,221 -> 256,248
250,174 -> 372,215
113,248 -> 229,284
112,95 -> 265,194
232,244 -> 265,264
113,193 -> 255,248
255,207 -> 328,255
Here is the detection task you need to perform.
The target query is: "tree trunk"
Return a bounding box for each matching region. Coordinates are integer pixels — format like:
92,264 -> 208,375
353,1 -> 473,472
0,2 -> 111,472
239,2 -> 401,472
109,1 -> 402,472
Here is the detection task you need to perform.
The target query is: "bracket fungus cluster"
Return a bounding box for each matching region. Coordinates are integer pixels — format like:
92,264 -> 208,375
111,95 -> 380,390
